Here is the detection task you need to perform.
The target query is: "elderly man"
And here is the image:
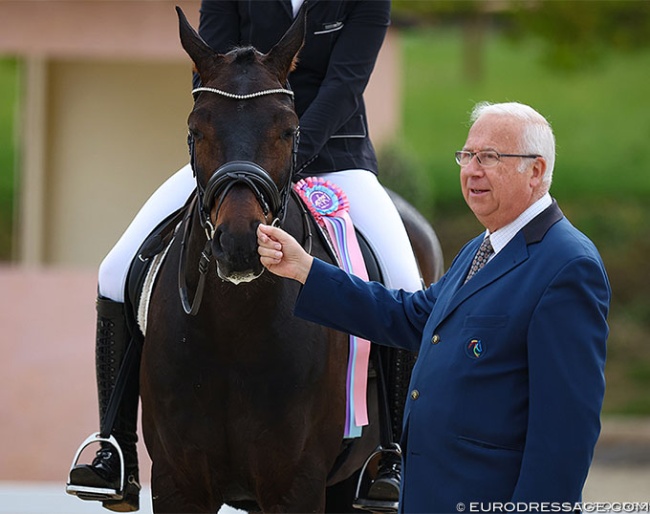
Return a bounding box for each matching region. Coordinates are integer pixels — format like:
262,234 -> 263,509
257,102 -> 611,513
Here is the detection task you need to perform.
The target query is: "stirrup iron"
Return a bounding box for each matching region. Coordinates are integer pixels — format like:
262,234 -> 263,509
65,432 -> 126,501
352,443 -> 402,512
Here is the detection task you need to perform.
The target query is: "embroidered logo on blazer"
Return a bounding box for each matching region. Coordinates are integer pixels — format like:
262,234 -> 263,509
466,338 -> 484,359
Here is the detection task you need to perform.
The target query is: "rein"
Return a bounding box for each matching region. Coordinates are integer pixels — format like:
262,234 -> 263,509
179,85 -> 299,315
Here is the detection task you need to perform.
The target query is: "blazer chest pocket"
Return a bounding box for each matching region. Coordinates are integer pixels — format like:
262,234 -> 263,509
463,315 -> 508,328
314,21 -> 344,35
459,315 -> 510,361
331,115 -> 367,139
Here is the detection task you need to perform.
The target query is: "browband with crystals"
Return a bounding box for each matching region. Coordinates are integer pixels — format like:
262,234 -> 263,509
191,87 -> 294,100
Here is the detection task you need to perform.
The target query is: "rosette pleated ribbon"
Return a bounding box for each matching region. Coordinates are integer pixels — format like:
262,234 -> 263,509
294,177 -> 370,438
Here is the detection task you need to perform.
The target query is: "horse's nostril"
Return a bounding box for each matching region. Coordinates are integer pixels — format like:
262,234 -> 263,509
212,227 -> 224,257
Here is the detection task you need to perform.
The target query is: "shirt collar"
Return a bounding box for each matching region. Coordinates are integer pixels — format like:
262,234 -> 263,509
486,193 -> 552,255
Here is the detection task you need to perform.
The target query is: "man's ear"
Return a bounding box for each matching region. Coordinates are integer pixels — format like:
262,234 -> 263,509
530,156 -> 547,188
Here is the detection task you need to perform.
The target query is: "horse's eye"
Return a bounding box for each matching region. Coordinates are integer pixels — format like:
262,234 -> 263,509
281,128 -> 296,141
188,126 -> 204,142
187,116 -> 203,141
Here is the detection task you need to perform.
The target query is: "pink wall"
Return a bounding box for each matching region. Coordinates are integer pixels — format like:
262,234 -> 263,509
0,267 -> 151,482
0,1 -> 200,60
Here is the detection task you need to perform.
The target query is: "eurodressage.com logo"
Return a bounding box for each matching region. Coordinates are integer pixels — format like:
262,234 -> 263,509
455,501 -> 650,512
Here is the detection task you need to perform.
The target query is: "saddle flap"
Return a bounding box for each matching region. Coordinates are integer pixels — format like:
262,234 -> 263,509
125,202 -> 189,334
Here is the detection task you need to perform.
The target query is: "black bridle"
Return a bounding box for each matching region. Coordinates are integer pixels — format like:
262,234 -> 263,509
178,86 -> 299,315
188,137 -> 298,238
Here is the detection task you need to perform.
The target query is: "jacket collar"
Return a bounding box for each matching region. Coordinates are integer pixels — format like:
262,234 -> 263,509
521,199 -> 564,244
434,200 -> 564,325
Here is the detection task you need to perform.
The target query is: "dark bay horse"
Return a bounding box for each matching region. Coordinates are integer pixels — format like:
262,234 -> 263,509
140,8 -> 442,513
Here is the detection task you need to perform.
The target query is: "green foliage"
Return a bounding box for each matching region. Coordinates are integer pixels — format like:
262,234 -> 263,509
392,0 -> 484,20
508,0 -> 650,70
392,0 -> 650,71
0,58 -> 18,260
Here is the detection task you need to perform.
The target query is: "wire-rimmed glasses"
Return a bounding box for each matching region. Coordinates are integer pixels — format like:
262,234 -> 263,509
455,150 -> 541,167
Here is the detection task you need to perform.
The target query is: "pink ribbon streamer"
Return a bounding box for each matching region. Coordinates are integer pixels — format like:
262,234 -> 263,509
293,177 -> 371,438
322,215 -> 371,436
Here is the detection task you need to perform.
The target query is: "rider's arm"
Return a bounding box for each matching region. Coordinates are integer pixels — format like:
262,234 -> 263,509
295,0 -> 390,171
197,1 -> 241,52
194,1 -> 241,88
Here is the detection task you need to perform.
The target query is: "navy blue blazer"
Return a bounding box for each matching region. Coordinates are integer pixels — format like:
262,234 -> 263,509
295,201 -> 611,512
197,0 -> 390,175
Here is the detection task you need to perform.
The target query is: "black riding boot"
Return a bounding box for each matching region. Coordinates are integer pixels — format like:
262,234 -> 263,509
68,297 -> 141,512
364,347 -> 415,510
367,452 -> 401,502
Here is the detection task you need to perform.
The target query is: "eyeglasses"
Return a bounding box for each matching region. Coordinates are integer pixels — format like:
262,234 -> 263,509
455,150 -> 541,168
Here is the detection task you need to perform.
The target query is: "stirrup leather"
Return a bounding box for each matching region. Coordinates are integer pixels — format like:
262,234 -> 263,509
353,443 -> 402,513
66,432 -> 126,501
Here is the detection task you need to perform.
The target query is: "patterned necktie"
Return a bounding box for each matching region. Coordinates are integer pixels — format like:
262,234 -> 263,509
464,236 -> 494,283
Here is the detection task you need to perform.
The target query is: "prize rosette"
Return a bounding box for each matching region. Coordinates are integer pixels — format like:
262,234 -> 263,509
293,176 -> 369,438
293,177 -> 350,225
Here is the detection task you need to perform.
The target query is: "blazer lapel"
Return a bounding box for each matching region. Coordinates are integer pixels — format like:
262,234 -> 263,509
435,200 -> 565,324
279,0 -> 294,18
443,235 -> 530,318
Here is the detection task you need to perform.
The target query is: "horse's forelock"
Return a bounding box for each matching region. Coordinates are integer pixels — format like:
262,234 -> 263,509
198,47 -> 275,93
201,46 -> 284,93
228,46 -> 263,65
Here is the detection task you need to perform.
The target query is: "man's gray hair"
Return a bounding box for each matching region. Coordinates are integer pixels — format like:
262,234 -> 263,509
470,102 -> 556,187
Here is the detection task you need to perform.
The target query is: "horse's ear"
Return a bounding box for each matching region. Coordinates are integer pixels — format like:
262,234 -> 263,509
176,6 -> 220,79
263,5 -> 306,84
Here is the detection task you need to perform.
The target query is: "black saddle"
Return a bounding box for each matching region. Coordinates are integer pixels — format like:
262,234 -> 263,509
124,205 -> 187,332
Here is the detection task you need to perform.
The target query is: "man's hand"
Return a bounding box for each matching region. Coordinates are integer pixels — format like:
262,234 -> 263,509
257,224 -> 314,284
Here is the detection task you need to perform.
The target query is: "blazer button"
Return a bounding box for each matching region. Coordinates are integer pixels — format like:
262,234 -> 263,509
410,389 -> 420,400
431,334 -> 441,344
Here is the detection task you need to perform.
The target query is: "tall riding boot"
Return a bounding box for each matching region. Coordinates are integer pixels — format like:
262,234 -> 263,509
68,297 -> 141,512
366,347 -> 416,506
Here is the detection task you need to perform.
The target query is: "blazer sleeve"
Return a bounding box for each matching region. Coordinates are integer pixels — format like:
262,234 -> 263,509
296,0 -> 390,170
197,0 -> 241,53
194,1 -> 241,89
294,258 -> 437,352
512,254 -> 610,502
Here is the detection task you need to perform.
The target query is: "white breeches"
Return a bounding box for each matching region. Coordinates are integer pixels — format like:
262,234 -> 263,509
316,170 -> 422,291
98,164 -> 423,302
98,164 -> 195,302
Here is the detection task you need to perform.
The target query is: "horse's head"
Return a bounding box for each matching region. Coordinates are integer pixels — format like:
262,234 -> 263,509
176,7 -> 304,285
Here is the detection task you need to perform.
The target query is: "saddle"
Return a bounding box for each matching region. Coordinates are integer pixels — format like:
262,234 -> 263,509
124,205 -> 187,337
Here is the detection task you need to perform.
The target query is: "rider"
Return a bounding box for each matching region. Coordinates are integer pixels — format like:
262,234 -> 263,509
68,1 -> 422,511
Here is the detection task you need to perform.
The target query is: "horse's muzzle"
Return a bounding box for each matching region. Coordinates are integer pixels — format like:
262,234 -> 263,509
212,226 -> 264,285
216,264 -> 264,285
